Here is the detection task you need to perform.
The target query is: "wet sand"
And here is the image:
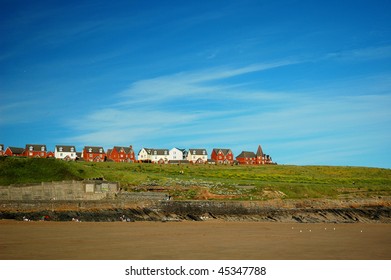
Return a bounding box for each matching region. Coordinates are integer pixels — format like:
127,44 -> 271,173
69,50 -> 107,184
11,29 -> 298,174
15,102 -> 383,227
0,220 -> 390,260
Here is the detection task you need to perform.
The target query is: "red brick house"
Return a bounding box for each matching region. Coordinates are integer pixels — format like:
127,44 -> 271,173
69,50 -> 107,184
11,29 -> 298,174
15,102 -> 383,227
211,148 -> 234,164
236,151 -> 257,165
256,145 -> 264,164
256,145 -> 273,164
82,146 -> 106,162
107,146 -> 135,162
23,144 -> 47,158
46,151 -> 55,158
236,145 -> 273,165
4,147 -> 25,157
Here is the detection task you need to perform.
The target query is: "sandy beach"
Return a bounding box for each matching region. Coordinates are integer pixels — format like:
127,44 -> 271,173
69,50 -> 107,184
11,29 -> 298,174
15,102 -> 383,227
0,220 -> 390,260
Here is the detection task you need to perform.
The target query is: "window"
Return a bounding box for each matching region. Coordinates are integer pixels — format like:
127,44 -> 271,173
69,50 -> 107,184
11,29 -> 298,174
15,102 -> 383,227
202,150 -> 206,155
89,148 -> 92,153
70,147 -> 74,152
154,151 -> 157,155
41,146 -> 45,151
59,147 -> 63,152
99,148 -> 102,153
29,146 -> 33,151
193,150 -> 196,155
164,151 -> 167,155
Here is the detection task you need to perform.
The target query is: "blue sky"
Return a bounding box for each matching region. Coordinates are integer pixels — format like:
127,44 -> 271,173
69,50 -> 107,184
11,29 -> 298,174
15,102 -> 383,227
1,0 -> 391,167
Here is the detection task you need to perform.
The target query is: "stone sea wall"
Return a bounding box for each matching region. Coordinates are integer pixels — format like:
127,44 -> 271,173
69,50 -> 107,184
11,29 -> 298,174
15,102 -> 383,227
0,180 -> 118,200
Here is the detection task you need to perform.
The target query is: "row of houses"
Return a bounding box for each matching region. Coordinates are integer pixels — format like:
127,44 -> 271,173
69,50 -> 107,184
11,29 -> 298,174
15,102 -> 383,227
0,144 -> 273,165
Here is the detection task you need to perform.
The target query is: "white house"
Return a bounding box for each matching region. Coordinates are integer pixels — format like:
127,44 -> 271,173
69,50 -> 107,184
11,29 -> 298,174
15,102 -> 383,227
55,145 -> 77,161
187,148 -> 208,164
138,148 -> 152,162
169,148 -> 187,161
138,148 -> 170,163
150,149 -> 169,163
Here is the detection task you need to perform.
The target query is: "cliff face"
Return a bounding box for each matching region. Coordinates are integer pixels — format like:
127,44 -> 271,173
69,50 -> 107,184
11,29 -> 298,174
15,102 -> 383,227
1,199 -> 390,223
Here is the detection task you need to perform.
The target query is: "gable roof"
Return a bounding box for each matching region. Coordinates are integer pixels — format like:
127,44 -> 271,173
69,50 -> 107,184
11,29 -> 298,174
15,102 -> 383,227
7,147 -> 25,154
151,148 -> 169,155
212,148 -> 232,155
25,144 -> 47,152
55,145 -> 76,152
188,148 -> 208,155
113,146 -> 134,154
256,145 -> 264,157
236,151 -> 256,159
170,147 -> 186,152
139,148 -> 152,155
84,146 -> 105,154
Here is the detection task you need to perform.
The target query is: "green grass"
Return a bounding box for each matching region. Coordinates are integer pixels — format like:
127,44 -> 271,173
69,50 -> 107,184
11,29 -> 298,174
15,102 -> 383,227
0,157 -> 83,185
1,157 -> 390,200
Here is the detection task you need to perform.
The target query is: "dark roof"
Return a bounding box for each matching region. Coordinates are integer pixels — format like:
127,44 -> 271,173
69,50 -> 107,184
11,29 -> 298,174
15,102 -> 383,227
7,147 -> 25,154
256,145 -> 264,156
55,145 -> 76,152
172,147 -> 187,152
236,151 -> 256,159
138,148 -> 169,156
25,144 -> 47,151
113,146 -> 134,154
151,149 -> 169,155
212,148 -> 232,155
139,148 -> 152,155
84,146 -> 105,154
188,149 -> 208,155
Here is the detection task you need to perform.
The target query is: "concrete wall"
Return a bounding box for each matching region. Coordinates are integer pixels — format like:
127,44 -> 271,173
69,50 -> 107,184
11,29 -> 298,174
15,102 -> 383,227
0,180 -> 118,201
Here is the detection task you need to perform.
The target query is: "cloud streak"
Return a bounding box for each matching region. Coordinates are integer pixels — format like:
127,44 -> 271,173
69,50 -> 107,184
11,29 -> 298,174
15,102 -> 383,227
64,59 -> 391,168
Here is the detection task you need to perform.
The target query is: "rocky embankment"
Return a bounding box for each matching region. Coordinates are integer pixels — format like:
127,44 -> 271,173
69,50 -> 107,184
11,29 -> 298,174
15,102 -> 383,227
1,199 -> 390,223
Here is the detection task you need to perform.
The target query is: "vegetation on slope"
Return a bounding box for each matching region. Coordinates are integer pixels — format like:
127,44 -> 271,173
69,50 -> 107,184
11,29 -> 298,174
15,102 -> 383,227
1,157 -> 390,200
0,157 -> 82,185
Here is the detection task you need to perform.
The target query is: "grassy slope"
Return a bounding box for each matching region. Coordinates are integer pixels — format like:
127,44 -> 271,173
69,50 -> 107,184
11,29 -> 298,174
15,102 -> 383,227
1,157 -> 390,200
0,157 -> 82,185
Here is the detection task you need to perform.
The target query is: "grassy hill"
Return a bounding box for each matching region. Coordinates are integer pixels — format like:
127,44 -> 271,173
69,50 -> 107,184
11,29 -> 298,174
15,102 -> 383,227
1,157 -> 390,200
0,157 -> 83,185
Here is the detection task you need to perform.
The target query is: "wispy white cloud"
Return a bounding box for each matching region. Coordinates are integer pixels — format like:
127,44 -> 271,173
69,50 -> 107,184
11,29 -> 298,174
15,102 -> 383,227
119,60 -> 299,105
325,45 -> 391,61
0,101 -> 46,125
65,61 -> 391,167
